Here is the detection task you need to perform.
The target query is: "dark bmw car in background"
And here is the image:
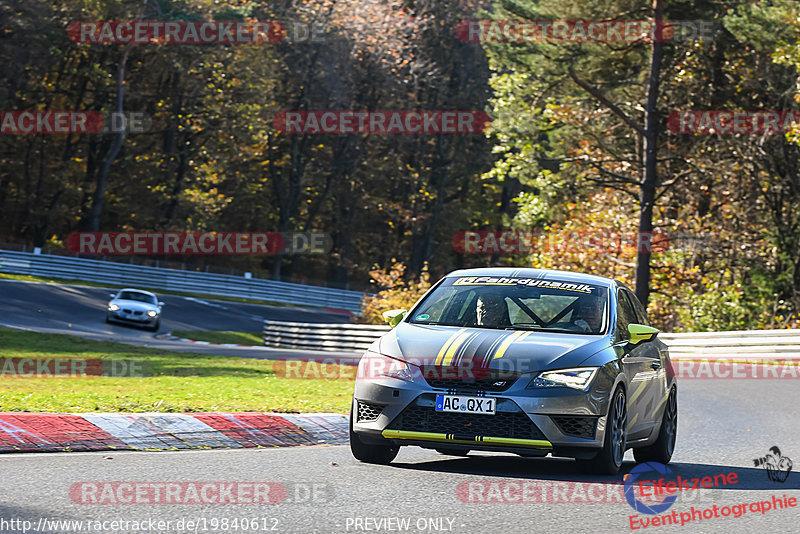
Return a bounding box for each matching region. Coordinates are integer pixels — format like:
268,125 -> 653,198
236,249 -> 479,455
350,268 -> 677,474
106,288 -> 164,332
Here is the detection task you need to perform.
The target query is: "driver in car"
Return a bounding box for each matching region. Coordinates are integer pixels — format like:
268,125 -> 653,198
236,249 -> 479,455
476,294 -> 509,328
573,297 -> 605,333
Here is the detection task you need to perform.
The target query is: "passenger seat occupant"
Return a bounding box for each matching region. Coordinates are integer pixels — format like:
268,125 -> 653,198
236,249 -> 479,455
573,297 -> 605,333
476,294 -> 510,328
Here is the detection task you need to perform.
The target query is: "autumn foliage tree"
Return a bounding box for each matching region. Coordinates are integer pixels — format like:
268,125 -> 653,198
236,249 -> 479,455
358,262 -> 431,324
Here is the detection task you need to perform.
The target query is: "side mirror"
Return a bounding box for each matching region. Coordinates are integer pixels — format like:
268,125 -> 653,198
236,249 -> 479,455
628,324 -> 659,346
382,309 -> 408,328
158,301 -> 165,307
109,293 -> 116,298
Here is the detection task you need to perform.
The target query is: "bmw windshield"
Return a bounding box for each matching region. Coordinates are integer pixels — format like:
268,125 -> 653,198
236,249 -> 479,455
409,276 -> 608,334
117,291 -> 157,305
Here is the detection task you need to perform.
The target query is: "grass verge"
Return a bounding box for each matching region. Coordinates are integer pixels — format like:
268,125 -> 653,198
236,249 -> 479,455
170,330 -> 263,346
0,328 -> 354,413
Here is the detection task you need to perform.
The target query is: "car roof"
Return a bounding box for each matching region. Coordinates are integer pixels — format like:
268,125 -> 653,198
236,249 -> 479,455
116,288 -> 157,297
443,267 -> 616,288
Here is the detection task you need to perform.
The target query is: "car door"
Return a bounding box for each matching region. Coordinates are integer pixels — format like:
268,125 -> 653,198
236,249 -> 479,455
626,288 -> 669,428
615,289 -> 658,439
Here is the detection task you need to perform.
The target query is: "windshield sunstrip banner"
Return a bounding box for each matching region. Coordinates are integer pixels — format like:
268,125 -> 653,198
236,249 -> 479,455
452,276 -> 595,293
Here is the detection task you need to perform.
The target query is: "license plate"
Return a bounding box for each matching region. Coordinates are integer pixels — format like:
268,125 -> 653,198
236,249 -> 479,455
435,395 -> 496,415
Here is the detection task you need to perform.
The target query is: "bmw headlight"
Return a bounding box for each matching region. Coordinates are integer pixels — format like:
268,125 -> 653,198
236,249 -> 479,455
527,367 -> 599,391
147,310 -> 157,317
108,304 -> 120,311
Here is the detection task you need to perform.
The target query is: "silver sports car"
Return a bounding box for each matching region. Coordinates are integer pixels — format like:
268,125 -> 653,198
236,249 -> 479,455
350,268 -> 676,474
106,288 -> 164,331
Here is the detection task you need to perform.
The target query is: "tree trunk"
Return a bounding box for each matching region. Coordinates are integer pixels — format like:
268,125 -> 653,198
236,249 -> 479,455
270,135 -> 307,280
635,0 -> 664,307
87,47 -> 130,232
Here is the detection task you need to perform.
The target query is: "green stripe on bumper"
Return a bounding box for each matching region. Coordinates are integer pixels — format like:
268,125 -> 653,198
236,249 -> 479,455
381,429 -> 552,449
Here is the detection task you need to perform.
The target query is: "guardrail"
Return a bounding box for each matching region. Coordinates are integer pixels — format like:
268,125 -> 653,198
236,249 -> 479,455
0,249 -> 365,311
659,330 -> 800,359
262,320 -> 800,357
263,320 -> 390,352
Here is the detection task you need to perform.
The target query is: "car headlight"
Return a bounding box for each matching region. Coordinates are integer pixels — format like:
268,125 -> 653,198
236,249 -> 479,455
147,310 -> 157,317
358,351 -> 418,383
526,367 -> 599,391
108,304 -> 120,311
383,361 -> 413,381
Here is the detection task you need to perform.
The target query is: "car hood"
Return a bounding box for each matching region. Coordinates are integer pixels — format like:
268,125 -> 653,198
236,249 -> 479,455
375,323 -> 610,373
111,299 -> 159,311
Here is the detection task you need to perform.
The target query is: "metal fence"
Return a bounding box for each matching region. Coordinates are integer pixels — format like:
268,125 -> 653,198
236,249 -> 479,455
262,320 -> 800,357
659,330 -> 800,359
0,249 -> 365,311
263,320 -> 390,352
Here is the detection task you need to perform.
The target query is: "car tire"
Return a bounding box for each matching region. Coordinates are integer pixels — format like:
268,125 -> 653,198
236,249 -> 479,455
105,314 -> 111,324
579,386 -> 627,475
633,386 -> 677,465
149,320 -> 160,332
435,448 -> 470,456
349,403 -> 399,465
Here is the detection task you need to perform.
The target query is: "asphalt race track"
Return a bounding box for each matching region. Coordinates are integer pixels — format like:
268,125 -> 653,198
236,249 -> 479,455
0,280 -> 359,362
2,279 -> 799,533
1,380 -> 799,533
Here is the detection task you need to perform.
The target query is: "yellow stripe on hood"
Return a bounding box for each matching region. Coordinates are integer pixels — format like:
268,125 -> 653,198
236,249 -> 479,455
435,328 -> 468,365
492,330 -> 532,360
441,331 -> 474,366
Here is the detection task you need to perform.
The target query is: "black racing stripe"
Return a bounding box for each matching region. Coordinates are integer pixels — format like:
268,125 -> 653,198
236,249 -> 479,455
452,331 -> 481,366
458,331 -> 507,370
477,331 -> 508,369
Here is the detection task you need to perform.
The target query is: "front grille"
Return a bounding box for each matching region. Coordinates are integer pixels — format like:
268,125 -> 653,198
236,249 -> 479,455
133,311 -> 143,315
551,416 -> 598,439
356,401 -> 383,423
387,404 -> 545,440
420,366 -> 520,392
122,309 -> 132,314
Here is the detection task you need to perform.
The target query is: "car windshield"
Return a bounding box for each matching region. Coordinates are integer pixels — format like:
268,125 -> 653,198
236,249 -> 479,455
117,291 -> 157,305
409,276 -> 608,334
